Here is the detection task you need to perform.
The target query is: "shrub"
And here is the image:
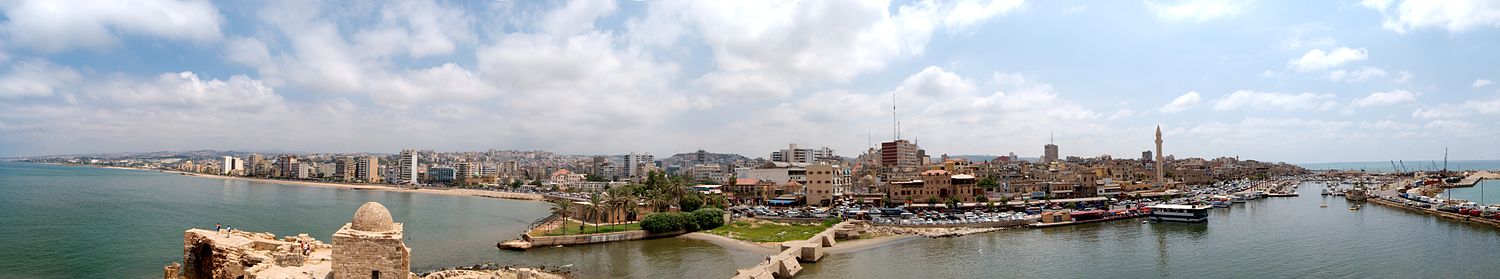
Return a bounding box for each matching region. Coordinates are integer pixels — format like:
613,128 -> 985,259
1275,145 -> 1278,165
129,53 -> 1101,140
641,213 -> 681,233
641,212 -> 710,233
691,207 -> 726,230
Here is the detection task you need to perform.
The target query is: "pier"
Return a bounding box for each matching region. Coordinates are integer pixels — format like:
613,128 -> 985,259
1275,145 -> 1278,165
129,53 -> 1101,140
1453,171 -> 1500,187
729,220 -> 860,279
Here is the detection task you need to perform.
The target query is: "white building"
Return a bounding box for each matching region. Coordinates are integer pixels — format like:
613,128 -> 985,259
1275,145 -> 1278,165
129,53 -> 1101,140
624,153 -> 654,179
221,156 -> 244,175
397,149 -> 418,185
770,143 -> 836,164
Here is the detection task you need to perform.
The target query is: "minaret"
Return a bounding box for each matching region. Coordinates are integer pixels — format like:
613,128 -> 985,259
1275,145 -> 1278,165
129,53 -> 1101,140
1155,125 -> 1165,189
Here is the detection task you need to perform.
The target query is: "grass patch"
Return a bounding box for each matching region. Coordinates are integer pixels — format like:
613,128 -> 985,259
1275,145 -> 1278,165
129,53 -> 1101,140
705,220 -> 830,243
537,220 -> 642,236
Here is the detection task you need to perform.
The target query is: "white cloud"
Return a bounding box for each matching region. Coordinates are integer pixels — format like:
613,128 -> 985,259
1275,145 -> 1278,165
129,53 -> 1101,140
893,66 -> 979,97
1328,66 -> 1388,82
1144,0 -> 1249,22
1423,119 -> 1477,131
0,0 -> 223,52
1062,4 -> 1089,14
1394,70 -> 1414,83
1213,90 -> 1338,111
1288,47 -> 1369,72
944,0 -> 1026,30
633,0 -> 1022,99
1361,0 -> 1500,33
1474,79 -> 1493,88
1261,70 -> 1282,78
1411,94 -> 1500,118
1352,90 -> 1418,107
1159,91 -> 1202,113
538,0 -> 618,37
1108,109 -> 1136,120
353,0 -> 477,58
0,60 -> 81,98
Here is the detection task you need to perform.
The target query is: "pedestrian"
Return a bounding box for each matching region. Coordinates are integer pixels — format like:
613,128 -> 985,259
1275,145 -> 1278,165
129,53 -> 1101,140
215,223 -> 222,234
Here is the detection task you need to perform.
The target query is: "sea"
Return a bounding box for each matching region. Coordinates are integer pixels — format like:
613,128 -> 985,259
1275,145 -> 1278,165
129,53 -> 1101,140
2,162 -> 1499,278
1297,160 -> 1500,172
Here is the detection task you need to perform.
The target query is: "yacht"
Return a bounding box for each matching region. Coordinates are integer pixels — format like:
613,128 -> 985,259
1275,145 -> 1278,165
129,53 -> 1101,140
1320,188 -> 1331,196
1147,204 -> 1211,222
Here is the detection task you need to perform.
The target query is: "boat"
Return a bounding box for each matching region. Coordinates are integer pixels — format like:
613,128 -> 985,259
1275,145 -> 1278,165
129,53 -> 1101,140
1231,193 -> 1247,203
1321,188 -> 1330,196
1320,203 -> 1328,208
1146,204 -> 1211,222
1349,205 -> 1362,211
1346,187 -> 1368,201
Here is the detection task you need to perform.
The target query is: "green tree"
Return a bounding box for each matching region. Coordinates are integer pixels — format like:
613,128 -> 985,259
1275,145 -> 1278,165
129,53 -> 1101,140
509,180 -> 522,189
978,177 -> 999,190
679,193 -> 704,212
587,194 -> 603,233
549,200 -> 573,235
927,197 -> 940,206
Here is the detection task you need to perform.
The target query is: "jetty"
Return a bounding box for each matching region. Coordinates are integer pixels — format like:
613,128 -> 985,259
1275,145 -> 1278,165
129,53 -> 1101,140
1453,171 -> 1500,187
729,220 -> 862,279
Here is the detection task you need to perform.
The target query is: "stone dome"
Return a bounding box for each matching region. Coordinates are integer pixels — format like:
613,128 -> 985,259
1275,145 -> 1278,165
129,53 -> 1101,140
351,202 -> 395,231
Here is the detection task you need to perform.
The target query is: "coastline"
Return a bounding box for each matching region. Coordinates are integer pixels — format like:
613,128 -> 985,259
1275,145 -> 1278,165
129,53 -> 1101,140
77,164 -> 546,202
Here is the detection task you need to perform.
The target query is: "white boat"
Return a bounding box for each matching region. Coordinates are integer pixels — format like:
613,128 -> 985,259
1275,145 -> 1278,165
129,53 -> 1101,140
1320,188 -> 1330,196
1231,193 -> 1247,203
1147,204 -> 1211,222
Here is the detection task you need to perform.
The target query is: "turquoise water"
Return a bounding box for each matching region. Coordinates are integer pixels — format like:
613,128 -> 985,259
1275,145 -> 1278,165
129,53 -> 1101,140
1448,180 -> 1500,205
800,182 -> 1500,278
5,162 -> 1500,278
1298,160 -> 1500,172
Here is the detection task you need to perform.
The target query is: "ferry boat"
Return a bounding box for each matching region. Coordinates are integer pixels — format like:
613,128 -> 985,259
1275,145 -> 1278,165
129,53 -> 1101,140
1146,204 -> 1211,222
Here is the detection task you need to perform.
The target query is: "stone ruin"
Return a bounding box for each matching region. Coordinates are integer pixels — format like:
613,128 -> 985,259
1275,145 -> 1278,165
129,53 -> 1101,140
163,201 -> 565,279
332,202 -> 411,279
165,202 -> 414,279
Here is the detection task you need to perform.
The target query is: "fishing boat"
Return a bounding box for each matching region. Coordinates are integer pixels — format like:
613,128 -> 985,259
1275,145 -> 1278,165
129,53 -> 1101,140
1146,204 -> 1211,222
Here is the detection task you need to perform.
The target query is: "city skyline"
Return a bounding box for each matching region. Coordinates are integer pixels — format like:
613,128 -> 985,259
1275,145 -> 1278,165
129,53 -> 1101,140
1,0 -> 1499,163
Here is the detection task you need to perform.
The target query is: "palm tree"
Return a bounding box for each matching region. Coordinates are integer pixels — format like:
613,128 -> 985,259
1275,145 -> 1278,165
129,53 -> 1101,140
549,199 -> 573,235
610,191 -> 633,224
588,193 -> 604,233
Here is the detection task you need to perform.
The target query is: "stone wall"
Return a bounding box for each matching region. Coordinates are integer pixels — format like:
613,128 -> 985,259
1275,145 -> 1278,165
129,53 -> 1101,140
332,224 -> 410,279
525,230 -> 657,246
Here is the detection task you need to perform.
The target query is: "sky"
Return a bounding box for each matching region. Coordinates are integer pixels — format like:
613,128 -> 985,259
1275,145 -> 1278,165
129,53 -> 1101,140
0,0 -> 1497,163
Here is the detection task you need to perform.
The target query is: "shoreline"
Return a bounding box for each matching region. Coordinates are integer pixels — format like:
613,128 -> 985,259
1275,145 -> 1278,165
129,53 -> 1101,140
73,164 -> 547,202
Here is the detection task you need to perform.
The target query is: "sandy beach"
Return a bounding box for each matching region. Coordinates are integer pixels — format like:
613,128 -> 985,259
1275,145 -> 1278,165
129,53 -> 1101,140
101,165 -> 546,202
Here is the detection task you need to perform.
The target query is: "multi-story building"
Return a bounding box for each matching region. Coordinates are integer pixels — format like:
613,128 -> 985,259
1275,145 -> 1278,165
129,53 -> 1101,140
804,164 -> 846,206
624,153 -> 654,179
356,156 -> 379,183
880,139 -> 922,181
689,163 -> 726,183
334,156 -> 356,181
427,167 -> 455,183
456,161 -> 478,179
397,149 -> 418,185
888,170 -> 982,205
770,143 -> 836,164
221,156 -> 244,176
1043,143 -> 1059,164
277,155 -> 299,179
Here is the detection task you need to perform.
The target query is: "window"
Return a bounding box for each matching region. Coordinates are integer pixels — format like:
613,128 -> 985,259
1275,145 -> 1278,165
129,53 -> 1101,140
372,270 -> 380,279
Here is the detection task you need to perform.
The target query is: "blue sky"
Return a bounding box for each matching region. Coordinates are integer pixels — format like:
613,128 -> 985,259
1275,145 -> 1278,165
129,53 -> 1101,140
0,0 -> 1497,163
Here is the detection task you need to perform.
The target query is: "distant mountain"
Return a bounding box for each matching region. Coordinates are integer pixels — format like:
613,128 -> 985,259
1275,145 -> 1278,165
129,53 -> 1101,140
661,151 -> 750,166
